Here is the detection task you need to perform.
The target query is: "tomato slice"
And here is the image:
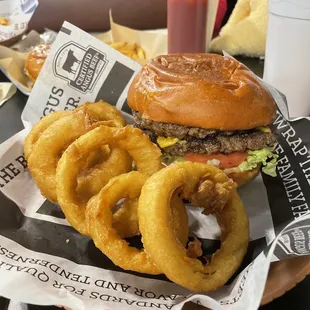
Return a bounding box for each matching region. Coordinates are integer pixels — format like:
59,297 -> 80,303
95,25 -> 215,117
184,152 -> 248,169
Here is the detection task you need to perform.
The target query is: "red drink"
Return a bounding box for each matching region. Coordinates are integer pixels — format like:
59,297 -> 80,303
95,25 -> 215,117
168,0 -> 208,53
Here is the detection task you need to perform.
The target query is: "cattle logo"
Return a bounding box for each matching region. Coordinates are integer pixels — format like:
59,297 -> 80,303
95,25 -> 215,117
277,225 -> 310,256
53,42 -> 108,93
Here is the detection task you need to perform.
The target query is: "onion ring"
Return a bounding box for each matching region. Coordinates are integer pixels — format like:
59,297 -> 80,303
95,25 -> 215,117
56,125 -> 162,234
86,171 -> 188,274
24,108 -> 111,167
113,193 -> 188,242
27,101 -> 126,202
186,238 -> 203,258
24,110 -> 69,160
76,148 -> 132,201
82,146 -> 111,171
112,198 -> 140,238
138,161 -> 248,292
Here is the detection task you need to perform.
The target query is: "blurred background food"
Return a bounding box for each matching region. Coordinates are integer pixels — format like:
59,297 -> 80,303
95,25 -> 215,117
0,17 -> 9,26
24,43 -> 51,83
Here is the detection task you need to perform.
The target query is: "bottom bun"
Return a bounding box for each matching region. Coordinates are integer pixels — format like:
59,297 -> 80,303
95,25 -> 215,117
224,164 -> 261,187
25,68 -> 36,83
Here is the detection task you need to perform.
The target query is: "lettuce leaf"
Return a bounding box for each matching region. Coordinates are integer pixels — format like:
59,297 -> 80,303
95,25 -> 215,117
238,147 -> 278,177
162,147 -> 278,177
161,154 -> 185,165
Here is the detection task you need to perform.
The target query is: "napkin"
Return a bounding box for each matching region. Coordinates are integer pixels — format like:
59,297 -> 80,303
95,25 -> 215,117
210,0 -> 268,57
0,82 -> 16,107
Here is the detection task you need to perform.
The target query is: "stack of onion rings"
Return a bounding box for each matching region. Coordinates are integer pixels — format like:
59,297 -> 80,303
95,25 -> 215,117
25,101 -> 250,293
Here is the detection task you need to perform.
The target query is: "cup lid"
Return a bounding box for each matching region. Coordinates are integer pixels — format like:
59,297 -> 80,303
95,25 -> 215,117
269,0 -> 310,19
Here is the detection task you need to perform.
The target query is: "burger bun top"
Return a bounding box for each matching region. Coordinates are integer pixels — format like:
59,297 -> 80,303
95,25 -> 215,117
128,54 -> 276,131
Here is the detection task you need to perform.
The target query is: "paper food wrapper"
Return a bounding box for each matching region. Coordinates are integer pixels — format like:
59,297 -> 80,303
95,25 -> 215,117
95,12 -> 167,66
0,0 -> 38,43
1,22 -> 310,310
0,28 -> 58,96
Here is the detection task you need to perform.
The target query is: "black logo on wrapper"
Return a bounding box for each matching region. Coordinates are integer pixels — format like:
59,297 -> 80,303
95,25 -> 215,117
277,225 -> 310,256
53,42 -> 108,93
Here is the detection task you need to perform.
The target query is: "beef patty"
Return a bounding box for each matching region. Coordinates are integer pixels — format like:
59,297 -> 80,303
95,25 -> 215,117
133,111 -> 276,156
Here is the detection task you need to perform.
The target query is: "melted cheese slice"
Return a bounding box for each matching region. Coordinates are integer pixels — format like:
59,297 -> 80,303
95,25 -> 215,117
257,126 -> 271,133
157,136 -> 179,148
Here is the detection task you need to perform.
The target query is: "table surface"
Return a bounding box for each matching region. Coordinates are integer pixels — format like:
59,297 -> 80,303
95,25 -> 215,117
0,57 -> 310,310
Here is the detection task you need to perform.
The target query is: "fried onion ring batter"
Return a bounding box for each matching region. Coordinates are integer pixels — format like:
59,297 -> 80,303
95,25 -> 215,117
27,101 -> 126,202
24,110 -> 70,160
86,171 -> 188,274
113,198 -> 140,238
56,125 -> 162,234
138,162 -> 249,292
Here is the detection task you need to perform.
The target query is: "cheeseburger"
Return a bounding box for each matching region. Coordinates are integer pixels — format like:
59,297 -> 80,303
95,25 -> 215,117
25,43 -> 51,83
128,54 -> 278,185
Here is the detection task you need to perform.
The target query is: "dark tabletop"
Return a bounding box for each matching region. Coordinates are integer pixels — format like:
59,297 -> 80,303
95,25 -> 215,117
0,57 -> 309,310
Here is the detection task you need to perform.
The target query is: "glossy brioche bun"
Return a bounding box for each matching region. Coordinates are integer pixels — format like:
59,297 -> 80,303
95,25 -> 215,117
225,164 -> 261,187
25,43 -> 51,82
128,54 -> 276,130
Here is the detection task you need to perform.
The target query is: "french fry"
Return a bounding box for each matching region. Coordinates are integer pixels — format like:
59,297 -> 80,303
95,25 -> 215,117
109,41 -> 146,61
110,42 -> 127,49
0,17 -> 9,26
137,47 -> 146,59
